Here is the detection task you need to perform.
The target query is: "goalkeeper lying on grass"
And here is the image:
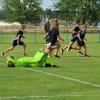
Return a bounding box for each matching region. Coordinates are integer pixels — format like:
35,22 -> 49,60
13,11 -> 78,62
7,48 -> 56,67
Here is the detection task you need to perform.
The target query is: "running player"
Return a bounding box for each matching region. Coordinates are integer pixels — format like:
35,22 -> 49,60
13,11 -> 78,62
44,18 -> 51,44
61,18 -> 82,54
44,19 -> 64,58
72,24 -> 89,57
1,24 -> 26,56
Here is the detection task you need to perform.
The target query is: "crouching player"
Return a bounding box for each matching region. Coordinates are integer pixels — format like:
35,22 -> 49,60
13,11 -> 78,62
7,48 -> 56,67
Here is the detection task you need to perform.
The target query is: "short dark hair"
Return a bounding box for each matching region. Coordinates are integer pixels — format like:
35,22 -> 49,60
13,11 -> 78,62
76,18 -> 80,24
7,62 -> 15,67
21,24 -> 25,29
74,26 -> 80,32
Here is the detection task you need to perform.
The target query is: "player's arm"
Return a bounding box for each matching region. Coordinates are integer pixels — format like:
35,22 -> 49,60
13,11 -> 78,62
22,35 -> 25,39
57,30 -> 64,42
43,32 -> 49,39
77,32 -> 82,41
16,34 -> 20,44
57,35 -> 64,41
44,23 -> 47,30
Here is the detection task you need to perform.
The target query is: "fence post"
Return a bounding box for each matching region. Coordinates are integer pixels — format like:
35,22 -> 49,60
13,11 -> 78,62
98,30 -> 100,42
0,29 -> 3,44
34,29 -> 37,44
66,31 -> 68,43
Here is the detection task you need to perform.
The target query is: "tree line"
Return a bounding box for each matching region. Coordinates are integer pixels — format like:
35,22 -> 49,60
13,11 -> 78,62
0,0 -> 100,24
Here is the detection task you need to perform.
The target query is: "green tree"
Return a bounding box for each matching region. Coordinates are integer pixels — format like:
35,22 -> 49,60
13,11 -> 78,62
2,0 -> 42,23
80,0 -> 100,24
54,0 -> 100,24
0,10 -> 5,20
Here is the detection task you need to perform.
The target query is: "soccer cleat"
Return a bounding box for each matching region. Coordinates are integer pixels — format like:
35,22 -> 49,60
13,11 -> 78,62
84,54 -> 90,57
61,49 -> 64,55
78,51 -> 83,55
54,55 -> 60,58
1,51 -> 4,56
23,53 -> 27,56
45,63 -> 57,67
67,46 -> 72,52
45,63 -> 52,67
51,64 -> 57,67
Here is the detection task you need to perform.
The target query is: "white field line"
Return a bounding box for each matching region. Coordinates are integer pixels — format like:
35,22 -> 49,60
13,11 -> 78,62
24,68 -> 100,88
0,62 -> 100,88
0,63 -> 100,99
0,94 -> 100,99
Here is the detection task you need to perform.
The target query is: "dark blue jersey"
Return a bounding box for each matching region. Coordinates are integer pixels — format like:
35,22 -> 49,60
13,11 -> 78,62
72,26 -> 80,37
76,29 -> 86,46
72,32 -> 78,37
16,29 -> 24,41
80,30 -> 86,40
48,27 -> 59,44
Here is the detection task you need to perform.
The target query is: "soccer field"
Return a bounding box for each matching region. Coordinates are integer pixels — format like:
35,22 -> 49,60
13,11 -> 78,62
0,33 -> 100,100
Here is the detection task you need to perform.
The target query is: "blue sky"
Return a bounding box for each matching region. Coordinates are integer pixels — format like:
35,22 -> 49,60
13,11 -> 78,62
0,0 -> 55,10
41,0 -> 54,10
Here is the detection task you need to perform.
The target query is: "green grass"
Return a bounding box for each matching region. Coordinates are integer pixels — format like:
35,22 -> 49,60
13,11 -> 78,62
0,31 -> 99,44
0,33 -> 100,100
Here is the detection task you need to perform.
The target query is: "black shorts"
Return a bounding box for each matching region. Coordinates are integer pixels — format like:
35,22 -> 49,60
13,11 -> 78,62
51,41 -> 57,46
77,40 -> 85,46
12,40 -> 24,47
71,36 -> 78,43
46,37 -> 49,44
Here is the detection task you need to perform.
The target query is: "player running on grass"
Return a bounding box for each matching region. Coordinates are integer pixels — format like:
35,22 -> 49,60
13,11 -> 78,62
44,18 -> 51,44
1,24 -> 26,56
44,19 -> 64,58
61,18 -> 82,54
71,24 -> 89,57
7,48 -> 56,67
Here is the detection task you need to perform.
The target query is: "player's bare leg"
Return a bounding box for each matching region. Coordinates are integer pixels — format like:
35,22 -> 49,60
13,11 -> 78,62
22,43 -> 27,55
1,46 -> 15,56
54,43 -> 61,58
67,41 -> 73,52
83,45 -> 89,57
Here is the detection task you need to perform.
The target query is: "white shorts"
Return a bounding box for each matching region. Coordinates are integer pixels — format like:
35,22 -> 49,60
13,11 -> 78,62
46,42 -> 52,46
